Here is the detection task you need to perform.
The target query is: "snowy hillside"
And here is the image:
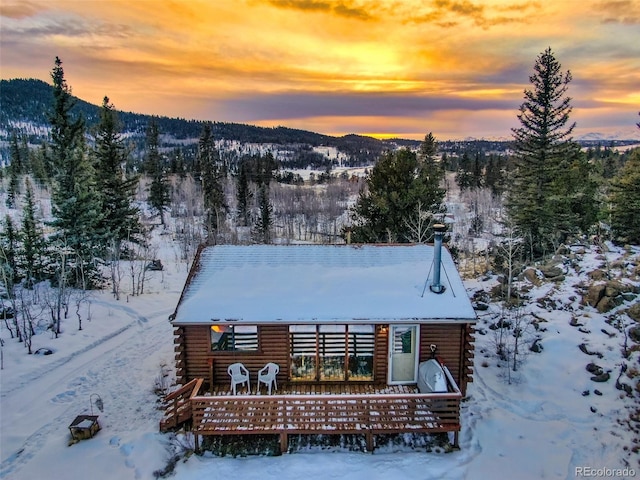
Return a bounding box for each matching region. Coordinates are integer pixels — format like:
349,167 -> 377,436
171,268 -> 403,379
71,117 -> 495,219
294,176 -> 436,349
1,224 -> 638,479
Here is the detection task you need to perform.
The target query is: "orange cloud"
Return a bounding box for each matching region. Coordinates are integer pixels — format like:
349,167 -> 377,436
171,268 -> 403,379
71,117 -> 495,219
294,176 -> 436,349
1,0 -> 638,139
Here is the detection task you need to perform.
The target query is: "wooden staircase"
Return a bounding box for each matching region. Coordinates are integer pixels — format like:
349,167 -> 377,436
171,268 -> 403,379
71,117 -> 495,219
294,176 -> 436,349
159,378 -> 203,433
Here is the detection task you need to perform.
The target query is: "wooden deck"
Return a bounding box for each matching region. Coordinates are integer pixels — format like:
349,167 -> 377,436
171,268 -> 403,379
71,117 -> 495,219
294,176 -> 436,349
206,382 -> 422,396
161,368 -> 463,453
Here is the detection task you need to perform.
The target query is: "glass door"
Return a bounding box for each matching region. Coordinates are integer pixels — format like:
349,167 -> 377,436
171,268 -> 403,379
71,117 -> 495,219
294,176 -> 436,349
388,325 -> 419,384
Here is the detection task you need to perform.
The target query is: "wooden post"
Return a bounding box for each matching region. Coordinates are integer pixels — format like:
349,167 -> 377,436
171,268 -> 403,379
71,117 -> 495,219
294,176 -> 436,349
194,432 -> 200,454
366,432 -> 374,453
280,432 -> 288,454
207,358 -> 214,392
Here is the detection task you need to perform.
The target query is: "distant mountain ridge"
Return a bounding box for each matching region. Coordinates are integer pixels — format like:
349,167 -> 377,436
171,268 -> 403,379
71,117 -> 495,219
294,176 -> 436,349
1,78 -> 638,166
0,78 -> 402,158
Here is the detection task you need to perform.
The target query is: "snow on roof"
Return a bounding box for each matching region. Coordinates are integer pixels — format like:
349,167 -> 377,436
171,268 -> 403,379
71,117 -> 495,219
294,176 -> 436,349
172,244 -> 477,325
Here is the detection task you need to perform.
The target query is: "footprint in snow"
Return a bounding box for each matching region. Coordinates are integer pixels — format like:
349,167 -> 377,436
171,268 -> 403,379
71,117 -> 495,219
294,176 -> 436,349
120,443 -> 134,457
50,390 -> 75,403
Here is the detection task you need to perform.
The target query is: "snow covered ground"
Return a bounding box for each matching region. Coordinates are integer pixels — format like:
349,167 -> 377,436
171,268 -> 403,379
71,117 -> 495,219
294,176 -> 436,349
1,234 -> 638,480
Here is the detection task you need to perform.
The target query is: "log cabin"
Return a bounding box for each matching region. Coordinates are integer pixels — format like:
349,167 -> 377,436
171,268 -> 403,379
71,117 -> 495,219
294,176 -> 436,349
163,229 -> 476,452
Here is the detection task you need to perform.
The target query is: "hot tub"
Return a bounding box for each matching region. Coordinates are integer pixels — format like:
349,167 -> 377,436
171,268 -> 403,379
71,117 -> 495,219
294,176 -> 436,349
417,359 -> 448,393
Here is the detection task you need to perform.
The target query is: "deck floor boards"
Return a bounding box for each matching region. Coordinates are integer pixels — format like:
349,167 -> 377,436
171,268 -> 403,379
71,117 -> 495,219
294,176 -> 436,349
207,382 -> 420,396
164,378 -> 462,452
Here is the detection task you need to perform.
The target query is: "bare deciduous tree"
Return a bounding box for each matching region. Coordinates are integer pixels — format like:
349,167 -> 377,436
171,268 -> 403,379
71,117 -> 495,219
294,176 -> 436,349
405,201 -> 436,243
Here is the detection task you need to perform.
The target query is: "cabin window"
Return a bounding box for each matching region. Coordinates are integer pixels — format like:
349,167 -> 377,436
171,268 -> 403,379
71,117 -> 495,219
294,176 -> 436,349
290,325 -> 374,381
289,325 -> 316,381
348,325 -> 375,380
210,325 -> 258,352
319,325 -> 346,381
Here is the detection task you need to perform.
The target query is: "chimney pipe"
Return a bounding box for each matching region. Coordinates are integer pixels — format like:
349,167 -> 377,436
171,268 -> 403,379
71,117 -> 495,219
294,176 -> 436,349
430,223 -> 446,294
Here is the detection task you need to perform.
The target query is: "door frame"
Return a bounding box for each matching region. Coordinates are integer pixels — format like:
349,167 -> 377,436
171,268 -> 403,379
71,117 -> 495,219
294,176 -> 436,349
387,324 -> 420,385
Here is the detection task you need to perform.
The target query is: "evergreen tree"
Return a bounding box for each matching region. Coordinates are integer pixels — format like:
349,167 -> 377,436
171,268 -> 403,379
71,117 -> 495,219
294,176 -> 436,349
236,160 -> 252,227
19,178 -> 45,286
484,155 -> 506,197
609,147 -> 640,244
254,152 -> 278,186
253,183 -> 273,244
417,132 -> 445,193
145,120 -> 170,225
198,124 -> 227,238
472,153 -> 484,189
455,152 -> 474,191
548,145 -> 599,236
6,133 -> 23,208
506,47 -> 593,258
170,148 -> 186,177
47,57 -> 103,288
93,97 -> 141,247
350,135 -> 446,243
0,215 -> 19,285
6,162 -> 20,209
440,152 -> 450,173
29,145 -> 50,186
9,133 -> 24,173
48,57 -> 84,177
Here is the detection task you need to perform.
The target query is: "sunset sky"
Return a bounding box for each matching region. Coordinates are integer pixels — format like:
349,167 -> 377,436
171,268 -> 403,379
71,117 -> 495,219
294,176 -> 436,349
1,0 -> 639,140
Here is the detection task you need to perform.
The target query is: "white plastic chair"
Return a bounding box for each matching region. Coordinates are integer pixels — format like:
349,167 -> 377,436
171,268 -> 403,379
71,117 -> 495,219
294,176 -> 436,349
228,362 -> 250,395
258,362 -> 279,395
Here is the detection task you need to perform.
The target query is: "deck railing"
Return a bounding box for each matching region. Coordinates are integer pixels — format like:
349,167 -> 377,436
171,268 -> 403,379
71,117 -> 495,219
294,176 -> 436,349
189,366 -> 462,452
159,378 -> 203,432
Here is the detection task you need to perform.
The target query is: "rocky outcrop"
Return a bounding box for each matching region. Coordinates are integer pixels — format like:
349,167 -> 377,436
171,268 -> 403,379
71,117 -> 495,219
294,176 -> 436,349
585,280 -> 637,313
588,269 -> 608,281
523,268 -> 541,286
540,265 -> 563,278
590,372 -> 610,382
586,284 -> 606,308
627,302 -> 640,322
630,325 -> 640,343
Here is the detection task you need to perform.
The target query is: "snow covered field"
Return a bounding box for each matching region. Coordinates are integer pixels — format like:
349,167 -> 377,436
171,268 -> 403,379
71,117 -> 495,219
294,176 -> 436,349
1,234 -> 638,480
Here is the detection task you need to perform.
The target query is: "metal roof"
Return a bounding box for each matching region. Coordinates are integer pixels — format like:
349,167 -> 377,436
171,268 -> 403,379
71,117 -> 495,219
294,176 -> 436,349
172,244 -> 477,325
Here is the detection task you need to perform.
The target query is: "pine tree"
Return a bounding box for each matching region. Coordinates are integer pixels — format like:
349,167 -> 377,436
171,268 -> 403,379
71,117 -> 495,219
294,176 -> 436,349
253,183 -> 273,244
455,152 -> 474,191
29,145 -> 50,186
93,97 -> 141,247
417,132 -> 445,193
472,153 -> 484,189
0,215 -> 19,285
6,163 -> 20,209
548,145 -> 598,236
506,48 -> 593,258
9,134 -> 24,173
47,57 -> 103,288
350,135 -> 446,243
198,124 -> 227,238
255,152 -> 277,186
6,134 -> 23,208
236,160 -> 252,227
145,120 -> 170,225
484,155 -> 506,197
609,146 -> 640,244
19,178 -> 45,286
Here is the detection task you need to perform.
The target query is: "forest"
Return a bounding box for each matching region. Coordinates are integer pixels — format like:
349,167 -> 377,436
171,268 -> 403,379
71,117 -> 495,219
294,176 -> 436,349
0,49 -> 639,358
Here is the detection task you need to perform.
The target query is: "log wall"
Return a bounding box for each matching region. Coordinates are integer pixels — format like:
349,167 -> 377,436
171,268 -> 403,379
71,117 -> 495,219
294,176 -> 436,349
419,323 -> 474,396
175,322 -> 474,395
